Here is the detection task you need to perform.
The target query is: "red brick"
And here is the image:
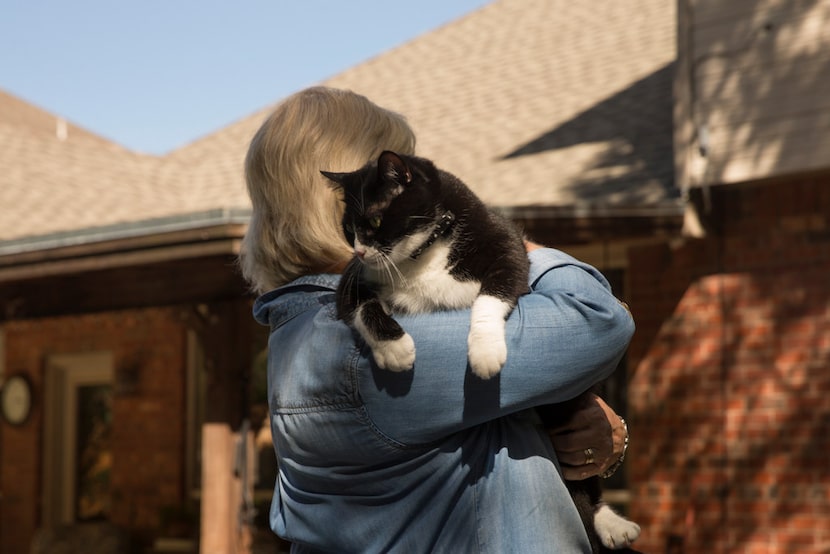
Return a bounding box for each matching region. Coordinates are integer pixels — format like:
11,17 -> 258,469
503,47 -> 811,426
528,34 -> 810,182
1,307 -> 189,551
627,179 -> 830,554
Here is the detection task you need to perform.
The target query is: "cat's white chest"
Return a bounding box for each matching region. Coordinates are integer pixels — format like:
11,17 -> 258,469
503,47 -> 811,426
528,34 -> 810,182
384,244 -> 480,313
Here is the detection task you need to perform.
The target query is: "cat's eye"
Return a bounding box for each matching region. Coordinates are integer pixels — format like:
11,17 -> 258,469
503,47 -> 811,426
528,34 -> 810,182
369,215 -> 383,229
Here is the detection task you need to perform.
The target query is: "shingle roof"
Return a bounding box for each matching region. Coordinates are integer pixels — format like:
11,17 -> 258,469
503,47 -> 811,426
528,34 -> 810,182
0,90 -> 162,241
0,91 -> 252,245
0,0 -> 678,248
323,0 -> 678,210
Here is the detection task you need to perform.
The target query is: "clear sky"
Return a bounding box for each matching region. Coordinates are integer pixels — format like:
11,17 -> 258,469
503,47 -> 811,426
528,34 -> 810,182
1,1 -> 491,155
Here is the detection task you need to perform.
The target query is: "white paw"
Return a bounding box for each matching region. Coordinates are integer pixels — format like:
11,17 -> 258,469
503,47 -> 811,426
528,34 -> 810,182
467,295 -> 512,379
372,333 -> 416,372
467,332 -> 507,379
594,504 -> 641,550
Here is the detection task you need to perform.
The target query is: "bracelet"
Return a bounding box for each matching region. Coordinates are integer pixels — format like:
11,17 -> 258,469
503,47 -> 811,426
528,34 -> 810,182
600,417 -> 629,479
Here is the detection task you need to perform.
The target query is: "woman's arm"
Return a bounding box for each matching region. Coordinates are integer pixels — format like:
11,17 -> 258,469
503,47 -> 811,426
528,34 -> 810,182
359,247 -> 635,445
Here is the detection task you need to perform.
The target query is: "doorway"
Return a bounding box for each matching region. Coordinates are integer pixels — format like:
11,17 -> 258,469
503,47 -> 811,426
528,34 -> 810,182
42,352 -> 114,527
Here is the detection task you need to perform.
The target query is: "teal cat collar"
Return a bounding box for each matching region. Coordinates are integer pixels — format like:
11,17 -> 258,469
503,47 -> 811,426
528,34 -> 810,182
409,211 -> 456,259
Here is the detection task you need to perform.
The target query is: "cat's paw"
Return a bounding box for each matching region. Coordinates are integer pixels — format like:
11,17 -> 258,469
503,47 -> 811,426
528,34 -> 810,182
372,333 -> 416,372
594,504 -> 641,550
467,333 -> 507,379
467,295 -> 511,379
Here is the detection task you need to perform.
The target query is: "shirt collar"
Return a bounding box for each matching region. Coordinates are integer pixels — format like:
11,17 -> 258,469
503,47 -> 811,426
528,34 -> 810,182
253,273 -> 340,326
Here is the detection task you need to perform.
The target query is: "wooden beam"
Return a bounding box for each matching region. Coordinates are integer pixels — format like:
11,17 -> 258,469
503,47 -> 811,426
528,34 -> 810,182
514,214 -> 684,246
0,254 -> 252,322
198,302 -> 257,553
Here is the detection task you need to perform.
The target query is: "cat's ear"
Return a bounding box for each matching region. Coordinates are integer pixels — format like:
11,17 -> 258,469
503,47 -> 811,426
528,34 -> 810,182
320,170 -> 348,189
378,151 -> 412,185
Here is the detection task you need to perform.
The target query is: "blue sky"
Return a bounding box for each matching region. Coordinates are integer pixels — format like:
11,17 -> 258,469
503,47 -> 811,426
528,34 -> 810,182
1,1 -> 490,155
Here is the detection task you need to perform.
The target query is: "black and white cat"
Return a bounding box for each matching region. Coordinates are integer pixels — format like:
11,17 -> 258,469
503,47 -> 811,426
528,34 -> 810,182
322,150 -> 529,379
322,151 -> 641,553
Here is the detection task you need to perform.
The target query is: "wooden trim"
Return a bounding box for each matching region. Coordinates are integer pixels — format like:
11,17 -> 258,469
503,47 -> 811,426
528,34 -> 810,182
512,213 -> 684,246
0,223 -> 247,266
0,239 -> 241,283
0,253 -> 251,322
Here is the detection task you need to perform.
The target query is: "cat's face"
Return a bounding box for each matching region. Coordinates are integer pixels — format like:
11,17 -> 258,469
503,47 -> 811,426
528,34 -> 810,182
322,151 -> 440,268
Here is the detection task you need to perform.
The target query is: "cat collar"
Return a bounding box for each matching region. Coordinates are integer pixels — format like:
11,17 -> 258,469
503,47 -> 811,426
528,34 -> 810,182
409,210 -> 456,259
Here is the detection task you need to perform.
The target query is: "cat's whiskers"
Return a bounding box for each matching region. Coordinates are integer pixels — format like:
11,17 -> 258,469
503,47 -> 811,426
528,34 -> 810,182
377,250 -> 407,290
388,258 -> 407,287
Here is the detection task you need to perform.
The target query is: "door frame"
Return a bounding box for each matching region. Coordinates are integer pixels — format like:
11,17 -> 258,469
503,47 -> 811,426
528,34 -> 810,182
42,351 -> 114,527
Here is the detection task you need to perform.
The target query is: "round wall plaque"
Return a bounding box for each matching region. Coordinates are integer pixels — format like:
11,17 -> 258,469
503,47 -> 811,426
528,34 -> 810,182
1,375 -> 33,426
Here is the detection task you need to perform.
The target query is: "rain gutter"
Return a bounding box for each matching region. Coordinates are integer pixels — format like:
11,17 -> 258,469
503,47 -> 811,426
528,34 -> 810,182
0,208 -> 251,282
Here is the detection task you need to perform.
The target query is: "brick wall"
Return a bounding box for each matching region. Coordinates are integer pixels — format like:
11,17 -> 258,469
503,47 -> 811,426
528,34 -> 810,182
0,307 -> 189,552
626,178 -> 830,553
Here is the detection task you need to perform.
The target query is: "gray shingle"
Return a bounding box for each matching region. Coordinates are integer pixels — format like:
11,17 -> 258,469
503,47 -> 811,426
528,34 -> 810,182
0,0 -> 679,246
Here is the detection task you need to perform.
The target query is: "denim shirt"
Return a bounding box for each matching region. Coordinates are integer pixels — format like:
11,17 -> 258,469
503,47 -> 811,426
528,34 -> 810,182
253,248 -> 635,553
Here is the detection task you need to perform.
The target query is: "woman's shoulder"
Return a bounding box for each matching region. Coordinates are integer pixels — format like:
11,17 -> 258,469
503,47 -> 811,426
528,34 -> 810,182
253,273 -> 340,326
527,247 -> 612,291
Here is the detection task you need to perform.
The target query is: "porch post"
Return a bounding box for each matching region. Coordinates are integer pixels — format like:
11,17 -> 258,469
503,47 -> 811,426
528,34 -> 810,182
196,301 -> 255,554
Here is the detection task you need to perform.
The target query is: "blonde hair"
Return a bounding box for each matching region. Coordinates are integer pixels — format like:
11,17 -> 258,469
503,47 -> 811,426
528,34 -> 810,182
239,87 -> 416,293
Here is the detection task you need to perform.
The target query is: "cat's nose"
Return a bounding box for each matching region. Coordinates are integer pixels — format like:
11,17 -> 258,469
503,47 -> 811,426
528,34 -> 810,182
355,248 -> 366,259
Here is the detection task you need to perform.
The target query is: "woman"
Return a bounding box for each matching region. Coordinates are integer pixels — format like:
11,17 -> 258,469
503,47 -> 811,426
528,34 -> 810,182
240,86 -> 633,553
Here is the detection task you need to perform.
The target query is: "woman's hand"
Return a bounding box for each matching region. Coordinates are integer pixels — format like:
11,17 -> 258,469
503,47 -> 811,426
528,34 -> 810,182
548,394 -> 628,480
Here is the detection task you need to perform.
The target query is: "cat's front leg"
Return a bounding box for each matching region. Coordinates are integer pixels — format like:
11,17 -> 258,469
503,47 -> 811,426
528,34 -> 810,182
353,299 -> 416,372
337,260 -> 416,371
467,295 -> 513,379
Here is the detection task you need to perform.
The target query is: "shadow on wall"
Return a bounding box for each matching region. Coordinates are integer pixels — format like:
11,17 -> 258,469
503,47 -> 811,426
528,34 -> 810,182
503,62 -> 677,205
682,0 -> 830,183
626,235 -> 830,552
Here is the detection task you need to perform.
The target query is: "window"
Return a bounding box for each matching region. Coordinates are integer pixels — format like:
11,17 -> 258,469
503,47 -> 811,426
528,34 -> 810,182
75,383 -> 113,521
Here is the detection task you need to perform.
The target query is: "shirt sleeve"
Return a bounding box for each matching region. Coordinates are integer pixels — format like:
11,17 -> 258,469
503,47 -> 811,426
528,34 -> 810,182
358,247 -> 635,446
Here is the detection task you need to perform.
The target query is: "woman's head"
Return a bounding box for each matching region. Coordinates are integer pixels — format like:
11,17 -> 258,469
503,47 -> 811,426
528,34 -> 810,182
239,87 -> 416,293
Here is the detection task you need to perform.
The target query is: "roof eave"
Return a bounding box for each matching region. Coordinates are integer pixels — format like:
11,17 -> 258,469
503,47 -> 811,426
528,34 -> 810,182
0,208 -> 251,283
495,201 -> 685,220
496,201 -> 685,245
